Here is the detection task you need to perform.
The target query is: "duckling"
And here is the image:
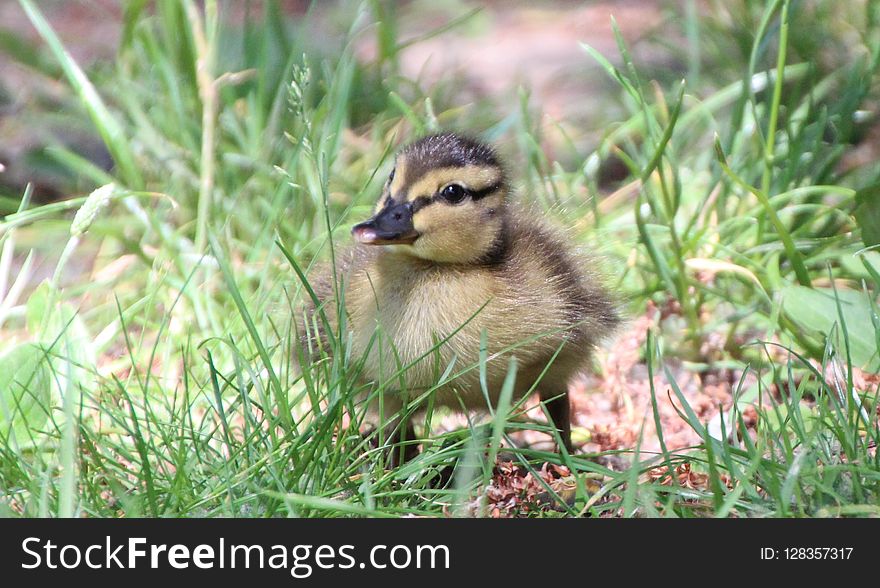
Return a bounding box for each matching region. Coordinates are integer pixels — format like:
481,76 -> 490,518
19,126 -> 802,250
302,132 -> 618,457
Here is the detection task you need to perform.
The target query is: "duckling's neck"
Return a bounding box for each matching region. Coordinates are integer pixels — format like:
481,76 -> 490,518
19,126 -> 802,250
376,248 -> 437,270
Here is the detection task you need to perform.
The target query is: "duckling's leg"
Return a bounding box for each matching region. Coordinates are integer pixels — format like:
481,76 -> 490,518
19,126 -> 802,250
365,414 -> 420,467
540,390 -> 573,453
387,417 -> 420,467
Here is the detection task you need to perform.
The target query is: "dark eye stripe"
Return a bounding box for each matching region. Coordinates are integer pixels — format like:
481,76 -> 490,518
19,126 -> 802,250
410,195 -> 433,213
469,182 -> 502,201
408,182 -> 502,213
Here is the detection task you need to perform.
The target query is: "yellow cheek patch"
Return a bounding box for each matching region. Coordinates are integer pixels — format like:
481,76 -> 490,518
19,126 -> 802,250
405,166 -> 502,202
412,203 -> 458,232
410,198 -> 504,264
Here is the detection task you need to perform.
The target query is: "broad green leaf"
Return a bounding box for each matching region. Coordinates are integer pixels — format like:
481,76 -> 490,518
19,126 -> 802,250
781,285 -> 880,371
0,343 -> 52,446
840,250 -> 880,281
854,183 -> 880,248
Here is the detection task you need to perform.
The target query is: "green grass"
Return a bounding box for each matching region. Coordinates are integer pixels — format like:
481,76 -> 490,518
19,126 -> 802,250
0,0 -> 879,517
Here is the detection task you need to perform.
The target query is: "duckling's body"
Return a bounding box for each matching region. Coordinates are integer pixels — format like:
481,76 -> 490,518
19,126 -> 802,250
305,133 -> 618,453
319,212 -> 612,407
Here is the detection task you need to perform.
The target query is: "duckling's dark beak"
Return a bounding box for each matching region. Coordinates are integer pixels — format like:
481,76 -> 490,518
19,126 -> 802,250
352,202 -> 419,245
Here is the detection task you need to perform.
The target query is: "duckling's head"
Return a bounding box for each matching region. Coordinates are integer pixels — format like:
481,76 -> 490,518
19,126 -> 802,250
352,132 -> 508,264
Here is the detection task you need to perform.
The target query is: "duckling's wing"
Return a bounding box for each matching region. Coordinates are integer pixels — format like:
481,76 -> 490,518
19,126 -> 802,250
505,207 -> 620,344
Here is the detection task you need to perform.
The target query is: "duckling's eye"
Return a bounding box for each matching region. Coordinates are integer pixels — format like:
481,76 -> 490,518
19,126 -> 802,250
387,168 -> 395,184
440,184 -> 468,204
